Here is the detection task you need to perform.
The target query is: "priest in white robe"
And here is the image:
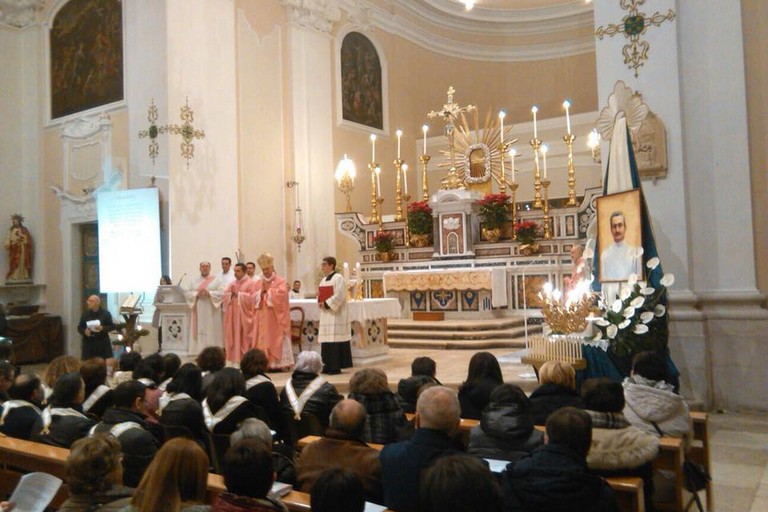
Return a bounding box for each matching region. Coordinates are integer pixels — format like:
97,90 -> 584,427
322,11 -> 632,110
184,261 -> 223,355
317,256 -> 352,375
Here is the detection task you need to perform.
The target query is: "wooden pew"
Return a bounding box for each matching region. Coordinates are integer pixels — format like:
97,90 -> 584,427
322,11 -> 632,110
404,413 -> 479,444
297,435 -> 384,451
689,411 -> 712,511
653,436 -> 685,512
606,476 -> 645,512
207,473 -> 312,512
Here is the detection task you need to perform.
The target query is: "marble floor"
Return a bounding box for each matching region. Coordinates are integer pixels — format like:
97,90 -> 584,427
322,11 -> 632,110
22,346 -> 768,511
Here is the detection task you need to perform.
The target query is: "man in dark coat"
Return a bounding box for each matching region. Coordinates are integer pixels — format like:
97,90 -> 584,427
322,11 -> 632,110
93,380 -> 160,487
0,373 -> 43,439
77,295 -> 114,362
397,356 -> 441,414
379,386 -> 460,512
502,407 -> 619,512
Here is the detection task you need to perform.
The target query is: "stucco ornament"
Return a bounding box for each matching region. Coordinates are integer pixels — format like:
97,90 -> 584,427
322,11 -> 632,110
0,0 -> 44,28
278,0 -> 341,33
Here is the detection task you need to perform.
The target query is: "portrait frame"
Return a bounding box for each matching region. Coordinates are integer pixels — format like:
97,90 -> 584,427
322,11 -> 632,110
596,189 -> 644,282
335,27 -> 389,136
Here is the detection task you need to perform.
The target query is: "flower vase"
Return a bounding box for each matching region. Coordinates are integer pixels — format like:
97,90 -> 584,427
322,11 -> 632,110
409,234 -> 431,247
482,227 -> 502,243
519,242 -> 539,256
379,251 -> 393,262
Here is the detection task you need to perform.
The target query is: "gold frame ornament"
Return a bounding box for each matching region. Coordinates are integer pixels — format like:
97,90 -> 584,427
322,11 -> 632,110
167,97 -> 206,168
137,99 -> 167,165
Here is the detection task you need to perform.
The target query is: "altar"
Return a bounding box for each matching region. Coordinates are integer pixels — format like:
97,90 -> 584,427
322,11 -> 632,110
289,298 -> 401,364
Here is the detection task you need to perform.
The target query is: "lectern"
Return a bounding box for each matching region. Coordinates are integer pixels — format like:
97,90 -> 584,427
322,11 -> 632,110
153,285 -> 191,354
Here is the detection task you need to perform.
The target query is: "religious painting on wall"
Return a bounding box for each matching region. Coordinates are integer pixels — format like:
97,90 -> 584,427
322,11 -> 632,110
50,0 -> 124,120
596,189 -> 644,282
340,32 -> 383,130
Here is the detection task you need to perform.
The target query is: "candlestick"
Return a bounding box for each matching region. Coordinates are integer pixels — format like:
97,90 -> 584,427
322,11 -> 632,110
563,99 -> 572,136
541,144 -> 548,179
369,161 -> 380,224
343,262 -> 349,282
499,111 -> 505,144
396,129 -> 402,159
510,149 -> 517,183
564,132 -> 577,206
370,133 -> 376,162
531,137 -> 543,209
375,166 -> 381,197
510,181 -> 519,239
402,163 -> 408,195
420,154 -> 431,202
542,178 -> 552,239
403,192 -> 412,247
355,262 -> 363,300
394,158 -> 404,221
531,106 -> 538,140
422,125 -> 428,154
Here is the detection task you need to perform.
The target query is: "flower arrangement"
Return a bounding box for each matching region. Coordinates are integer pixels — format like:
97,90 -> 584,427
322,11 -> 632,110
477,193 -> 510,230
372,231 -> 395,253
593,257 -> 673,357
407,201 -> 433,235
514,220 -> 540,245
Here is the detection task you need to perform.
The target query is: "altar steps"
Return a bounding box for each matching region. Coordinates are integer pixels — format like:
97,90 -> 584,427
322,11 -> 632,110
387,318 -> 542,350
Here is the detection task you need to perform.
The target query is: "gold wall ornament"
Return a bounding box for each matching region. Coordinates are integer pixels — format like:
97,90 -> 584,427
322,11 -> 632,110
137,99 -> 167,165
335,155 -> 356,212
167,97 -> 206,168
287,180 -> 306,251
595,1 -> 676,78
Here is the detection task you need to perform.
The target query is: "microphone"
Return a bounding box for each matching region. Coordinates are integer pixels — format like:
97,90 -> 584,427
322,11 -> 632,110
177,273 -> 187,286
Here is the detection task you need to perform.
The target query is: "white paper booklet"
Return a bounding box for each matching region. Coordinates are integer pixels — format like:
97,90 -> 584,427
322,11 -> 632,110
8,472 -> 63,512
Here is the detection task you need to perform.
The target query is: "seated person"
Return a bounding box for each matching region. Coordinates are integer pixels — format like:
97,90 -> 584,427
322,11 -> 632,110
158,363 -> 207,447
380,386 -> 461,512
132,354 -> 166,423
502,407 -> 620,512
582,378 -> 659,511
80,357 -> 113,419
197,346 -> 226,396
111,351 -> 141,388
40,355 -> 81,402
529,360 -> 584,425
203,367 -> 264,436
211,438 -> 289,512
160,353 -> 182,390
467,383 -> 544,461
31,371 -> 96,448
397,356 -> 441,414
348,368 -> 406,444
92,381 -> 160,487
310,468 -> 365,512
0,372 -> 43,439
0,361 -> 13,403
279,351 -> 342,430
297,399 -> 383,504
458,352 -> 504,420
58,434 -> 134,511
422,454 -> 503,512
231,418 -> 296,486
241,349 -> 282,434
623,351 -> 691,440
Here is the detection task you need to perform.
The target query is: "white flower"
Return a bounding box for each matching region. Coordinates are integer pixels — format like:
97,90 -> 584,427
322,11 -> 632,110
611,300 -> 623,313
641,287 -> 655,296
660,273 -> 675,287
592,331 -> 603,341
654,304 -> 667,317
607,324 -> 618,339
627,273 -> 638,286
619,319 -> 631,329
640,311 -> 655,323
636,246 -> 645,256
630,296 -> 645,308
623,306 -> 636,319
646,257 -> 660,270
583,247 -> 595,259
619,287 -> 632,301
596,318 -> 611,327
634,324 -> 649,334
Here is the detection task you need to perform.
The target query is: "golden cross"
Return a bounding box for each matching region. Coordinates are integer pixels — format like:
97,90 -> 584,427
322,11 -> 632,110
167,97 -> 206,168
137,99 -> 167,165
427,86 -> 475,123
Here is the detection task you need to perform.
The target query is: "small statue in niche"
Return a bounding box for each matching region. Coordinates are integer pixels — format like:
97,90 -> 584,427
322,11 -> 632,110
5,214 -> 33,283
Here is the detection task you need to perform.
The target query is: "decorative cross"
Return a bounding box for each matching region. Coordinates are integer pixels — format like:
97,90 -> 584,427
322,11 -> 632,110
595,0 -> 676,78
427,86 -> 475,123
137,99 -> 166,165
167,97 -> 206,168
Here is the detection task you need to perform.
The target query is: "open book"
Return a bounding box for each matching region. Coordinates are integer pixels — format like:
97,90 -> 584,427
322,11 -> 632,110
8,472 -> 63,512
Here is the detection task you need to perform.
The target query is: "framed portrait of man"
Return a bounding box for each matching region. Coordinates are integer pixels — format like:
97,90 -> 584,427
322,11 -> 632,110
596,189 -> 644,282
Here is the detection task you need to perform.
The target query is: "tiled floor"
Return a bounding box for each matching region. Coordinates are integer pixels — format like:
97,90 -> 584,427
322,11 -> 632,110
22,346 -> 768,511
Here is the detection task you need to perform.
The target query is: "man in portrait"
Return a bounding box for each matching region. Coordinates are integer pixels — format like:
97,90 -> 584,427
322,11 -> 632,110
600,211 -> 641,281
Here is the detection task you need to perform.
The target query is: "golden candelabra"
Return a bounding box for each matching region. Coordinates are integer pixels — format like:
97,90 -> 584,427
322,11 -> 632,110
539,292 -> 596,334
394,158 -> 405,221
377,197 -> 384,230
498,141 -> 512,194
509,182 -> 519,240
337,174 -> 354,212
419,154 -> 431,201
541,178 -> 551,239
369,162 -> 380,224
564,133 -> 578,206
531,137 -> 543,208
403,193 -> 412,247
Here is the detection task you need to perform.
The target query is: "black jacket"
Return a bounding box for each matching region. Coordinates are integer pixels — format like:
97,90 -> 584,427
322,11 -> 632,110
93,408 -> 160,487
208,399 -> 265,436
529,384 -> 585,426
160,395 -> 207,445
245,376 -> 282,433
279,370 -> 342,427
83,386 -> 114,420
396,375 -> 438,414
468,402 -> 544,461
0,400 -> 41,439
77,308 -> 114,360
458,378 -> 502,420
502,443 -> 619,512
31,406 -> 96,448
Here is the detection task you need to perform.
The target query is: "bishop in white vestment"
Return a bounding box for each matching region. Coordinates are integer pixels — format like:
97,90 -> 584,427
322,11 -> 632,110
185,261 -> 223,355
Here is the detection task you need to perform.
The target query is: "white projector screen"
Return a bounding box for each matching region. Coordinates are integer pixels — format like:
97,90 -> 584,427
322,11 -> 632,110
97,188 -> 162,293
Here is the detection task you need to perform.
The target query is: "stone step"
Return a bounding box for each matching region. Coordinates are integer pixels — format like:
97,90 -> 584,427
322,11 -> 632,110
388,317 -> 530,332
388,325 -> 535,340
388,337 -> 530,350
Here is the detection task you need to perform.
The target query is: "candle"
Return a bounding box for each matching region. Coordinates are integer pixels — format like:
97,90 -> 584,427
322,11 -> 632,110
499,111 -> 505,143
422,124 -> 428,155
370,133 -> 376,162
355,262 -> 361,279
531,106 -> 538,139
396,129 -> 402,159
375,166 -> 381,196
563,99 -> 572,135
402,163 -> 408,194
510,148 -> 517,182
343,262 -> 350,283
541,144 -> 548,179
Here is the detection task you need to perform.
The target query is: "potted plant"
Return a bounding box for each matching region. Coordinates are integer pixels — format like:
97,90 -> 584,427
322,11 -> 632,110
477,193 -> 510,243
514,220 -> 540,255
372,231 -> 395,261
407,201 -> 433,247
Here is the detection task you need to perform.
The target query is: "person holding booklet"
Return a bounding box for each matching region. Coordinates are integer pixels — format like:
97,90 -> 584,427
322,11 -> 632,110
317,257 -> 352,375
77,295 -> 115,363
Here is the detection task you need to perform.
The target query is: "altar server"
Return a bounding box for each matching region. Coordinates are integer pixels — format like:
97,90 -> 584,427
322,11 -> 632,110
317,257 -> 352,375
252,253 -> 294,370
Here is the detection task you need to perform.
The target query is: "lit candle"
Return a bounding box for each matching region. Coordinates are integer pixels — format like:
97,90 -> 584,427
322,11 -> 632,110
370,133 -> 376,162
510,148 -> 517,182
396,129 -> 402,159
563,99 -> 572,135
541,144 -> 548,179
343,262 -> 349,283
531,106 -> 538,139
355,262 -> 361,279
402,163 -> 408,194
499,111 -> 505,144
375,166 -> 381,196
422,124 -> 428,155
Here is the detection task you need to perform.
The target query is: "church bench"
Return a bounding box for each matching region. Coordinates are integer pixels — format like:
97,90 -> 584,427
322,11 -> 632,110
207,473 -> 313,511
689,411 -> 713,511
404,413 -> 479,444
653,436 -> 685,512
298,435 -> 384,451
606,476 -> 645,512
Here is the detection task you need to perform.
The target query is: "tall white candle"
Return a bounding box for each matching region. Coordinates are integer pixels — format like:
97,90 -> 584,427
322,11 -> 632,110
510,148 -> 517,182
422,125 -> 428,155
499,111 -> 505,144
531,106 -> 538,139
370,133 -> 376,162
402,163 -> 408,194
541,144 -> 548,179
563,99 -> 572,135
396,129 -> 402,159
343,262 -> 349,283
375,166 -> 381,196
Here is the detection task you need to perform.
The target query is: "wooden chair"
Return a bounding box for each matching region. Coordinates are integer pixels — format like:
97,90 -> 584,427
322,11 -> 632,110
689,412 -> 713,511
207,432 -> 232,474
289,307 -> 305,350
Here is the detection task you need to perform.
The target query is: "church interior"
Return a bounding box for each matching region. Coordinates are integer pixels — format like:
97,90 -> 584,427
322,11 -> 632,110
1,0 -> 768,510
